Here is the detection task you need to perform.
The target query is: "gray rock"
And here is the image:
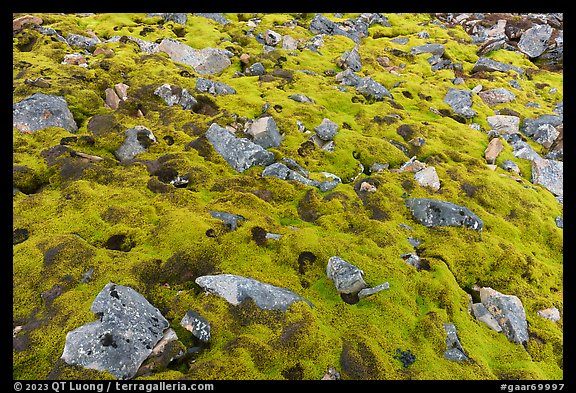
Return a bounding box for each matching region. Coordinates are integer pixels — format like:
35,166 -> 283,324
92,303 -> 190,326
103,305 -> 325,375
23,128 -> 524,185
443,323 -> 468,361
195,274 -> 313,311
358,282 -> 390,299
487,115 -> 520,135
114,126 -> 157,163
391,37 -> 409,45
401,253 -> 426,270
555,216 -> 563,228
335,68 -> 362,87
153,84 -> 197,110
282,157 -> 308,177
509,80 -> 522,90
262,163 -> 340,192
245,62 -> 265,76
531,158 -> 563,197
61,282 -> 169,380
532,124 -> 560,148
180,310 -> 211,343
480,287 -> 529,345
209,211 -> 246,231
282,35 -> 300,50
443,88 -> 476,119
417,31 -> 430,39
13,93 -> 78,133
521,114 -> 563,138
288,94 -> 315,103
107,36 -> 159,53
205,123 -> 275,173
246,116 -> 283,149
147,13 -> 188,25
414,166 -> 441,191
511,139 -> 542,162
314,118 -> 339,141
193,13 -> 230,25
405,198 -> 484,231
356,76 -> 393,100
518,24 -> 553,58
308,14 -> 362,44
537,307 -> 561,322
36,26 -> 67,43
471,56 -> 524,75
326,256 -> 368,294
501,159 -> 521,175
65,33 -> 100,51
471,303 -> 502,332
410,43 -> 445,56
195,78 -> 236,95
338,45 -> 362,72
158,38 -> 232,75
264,30 -> 282,46
478,88 -> 516,106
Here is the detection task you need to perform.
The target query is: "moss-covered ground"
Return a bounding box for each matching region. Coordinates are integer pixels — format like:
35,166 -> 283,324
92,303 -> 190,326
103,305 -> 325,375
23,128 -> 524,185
13,13 -> 562,380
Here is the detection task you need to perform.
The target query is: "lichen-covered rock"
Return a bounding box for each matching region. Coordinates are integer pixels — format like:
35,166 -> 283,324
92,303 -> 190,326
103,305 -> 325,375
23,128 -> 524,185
314,118 -> 339,142
195,274 -> 313,311
405,198 -> 484,231
180,310 -> 211,343
414,166 -> 441,191
193,13 -> 230,25
478,88 -> 516,106
338,45 -> 362,71
443,323 -> 468,361
531,158 -> 563,197
60,282 -> 169,380
479,287 -> 529,345
204,123 -> 275,173
443,88 -> 476,119
410,43 -> 445,56
13,93 -> 78,133
65,33 -> 100,51
518,24 -> 553,58
154,84 -> 197,109
209,210 -> 245,231
487,115 -> 520,135
471,303 -> 503,332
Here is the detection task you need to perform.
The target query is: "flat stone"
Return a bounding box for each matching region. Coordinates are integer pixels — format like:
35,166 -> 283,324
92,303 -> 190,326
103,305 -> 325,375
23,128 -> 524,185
358,282 -> 390,299
471,56 -> 524,75
536,307 -> 561,322
410,43 -> 445,56
443,323 -> 468,361
147,13 -> 188,25
65,33 -> 100,51
195,274 -> 313,311
61,283 -> 169,380
405,198 -> 483,231
288,94 -> 315,103
478,88 -> 516,106
487,115 -> 520,135
205,123 -> 275,173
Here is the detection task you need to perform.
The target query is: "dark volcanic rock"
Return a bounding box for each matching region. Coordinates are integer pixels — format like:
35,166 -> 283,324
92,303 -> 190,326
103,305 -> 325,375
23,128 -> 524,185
195,274 -> 313,311
443,88 -> 476,119
405,198 -> 483,231
60,282 -> 169,380
13,93 -> 78,133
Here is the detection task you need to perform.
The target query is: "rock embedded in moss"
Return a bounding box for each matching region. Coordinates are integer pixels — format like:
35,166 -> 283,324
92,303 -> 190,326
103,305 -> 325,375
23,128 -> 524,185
154,84 -> 197,109
405,198 -> 484,231
180,310 -> 211,343
246,116 -> 282,149
471,56 -> 524,75
195,274 -> 313,311
195,78 -> 236,96
61,282 -> 169,380
479,287 -> 529,345
209,210 -> 246,231
157,38 -> 232,75
531,158 -> 563,197
443,323 -> 468,362
205,123 -> 275,173
478,87 -> 516,106
326,256 -> 368,294
13,93 -> 78,133
443,88 -> 476,119
114,125 -> 157,162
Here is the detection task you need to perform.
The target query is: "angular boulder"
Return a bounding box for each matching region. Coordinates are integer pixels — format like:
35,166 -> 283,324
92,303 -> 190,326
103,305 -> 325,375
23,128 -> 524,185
204,123 -> 275,173
326,256 -> 368,294
13,93 -> 78,133
478,88 -> 516,106
471,303 -> 502,332
154,84 -> 197,110
246,116 -> 283,149
314,118 -> 339,142
195,274 -> 313,311
479,287 -> 528,345
61,283 -> 169,380
518,24 -> 553,58
443,88 -> 476,119
443,323 -> 468,361
405,198 -> 484,231
195,78 -> 236,95
180,310 -> 211,343
338,45 -> 362,72
414,166 -> 441,191
484,137 -> 504,164
487,115 -> 520,135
